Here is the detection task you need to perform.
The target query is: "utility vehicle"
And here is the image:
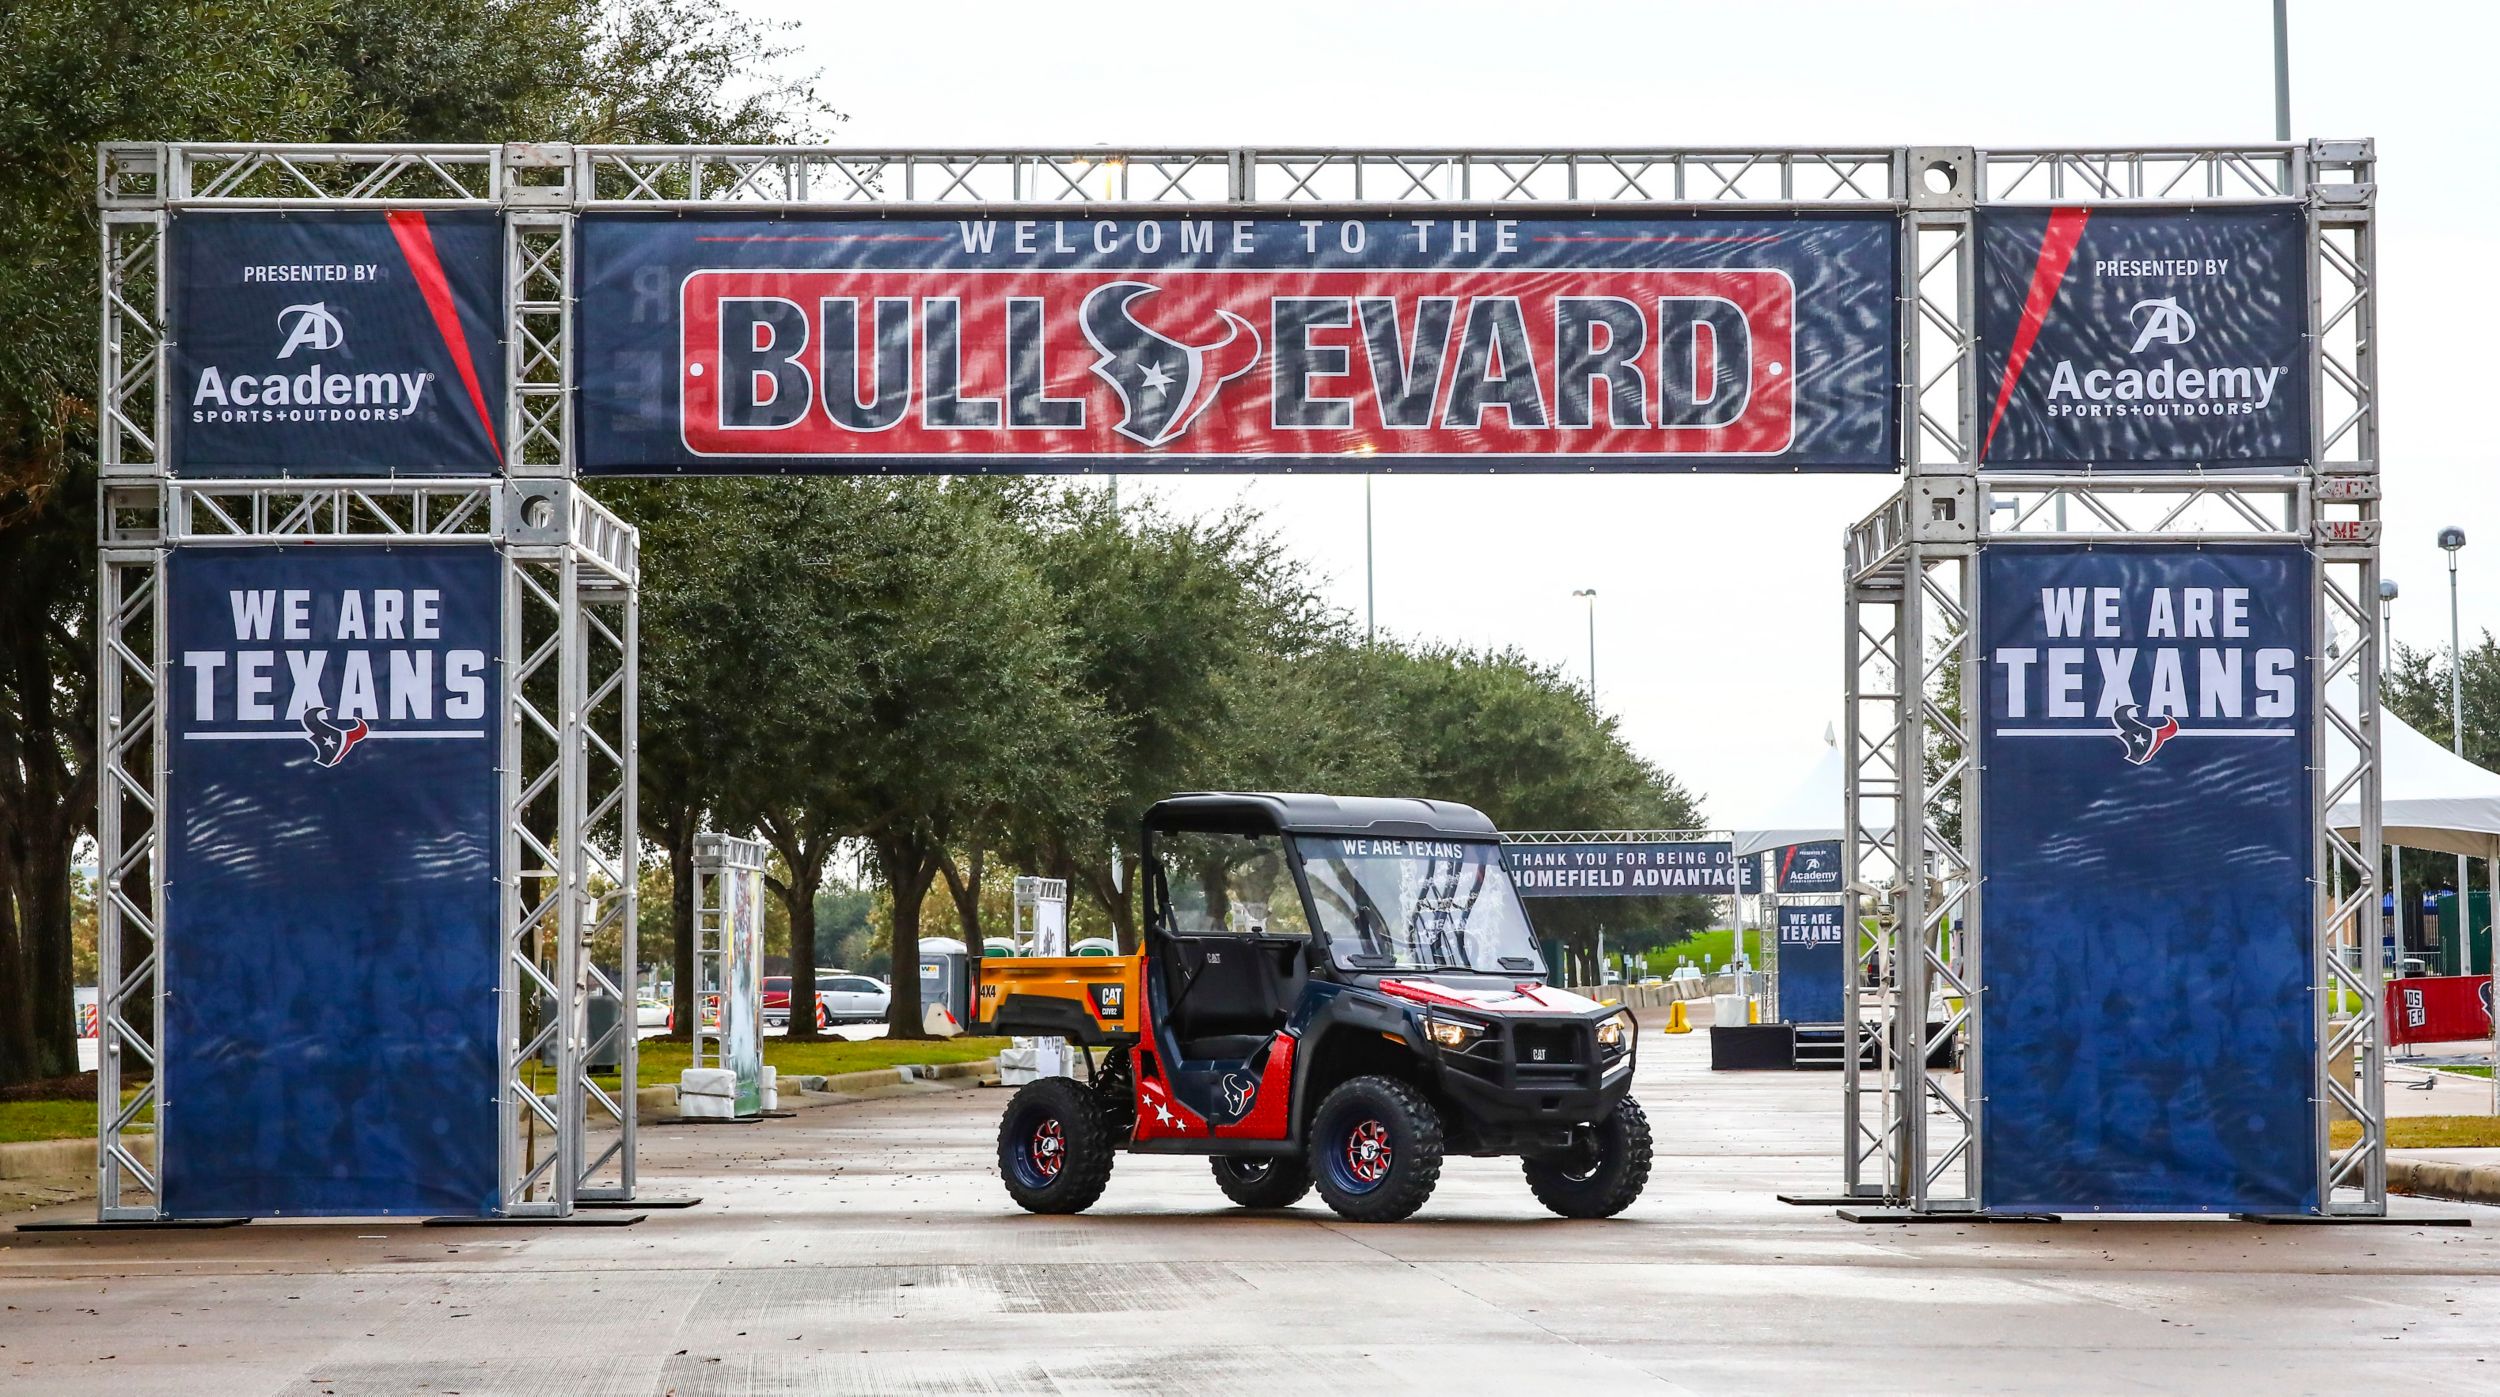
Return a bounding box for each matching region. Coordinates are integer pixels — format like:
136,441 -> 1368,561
977,793 -> 1650,1223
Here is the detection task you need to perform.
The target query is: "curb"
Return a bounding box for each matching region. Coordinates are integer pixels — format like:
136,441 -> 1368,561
634,1057 -> 997,1117
0,1134 -> 151,1182
2388,1156 -> 2500,1208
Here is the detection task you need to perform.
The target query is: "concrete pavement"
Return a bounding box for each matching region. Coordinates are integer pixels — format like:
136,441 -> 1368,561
4,1031 -> 2499,1394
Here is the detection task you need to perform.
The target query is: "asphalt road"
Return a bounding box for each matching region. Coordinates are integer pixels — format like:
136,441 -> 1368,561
6,1029 -> 2499,1395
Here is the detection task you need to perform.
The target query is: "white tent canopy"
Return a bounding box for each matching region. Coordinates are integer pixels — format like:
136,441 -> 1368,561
2330,702 -> 2500,862
1725,741 -> 1890,858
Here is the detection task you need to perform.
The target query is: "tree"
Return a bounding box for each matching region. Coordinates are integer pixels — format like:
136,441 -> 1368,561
1012,493 -> 1333,945
813,483 -> 1105,1038
0,0 -> 823,1086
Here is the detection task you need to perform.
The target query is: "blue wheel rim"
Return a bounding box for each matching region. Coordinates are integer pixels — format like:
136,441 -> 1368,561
1009,1114 -> 1066,1190
1323,1116 -> 1392,1195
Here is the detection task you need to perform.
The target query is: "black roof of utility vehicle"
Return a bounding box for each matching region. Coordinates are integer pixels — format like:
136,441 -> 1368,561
1145,792 -> 1500,842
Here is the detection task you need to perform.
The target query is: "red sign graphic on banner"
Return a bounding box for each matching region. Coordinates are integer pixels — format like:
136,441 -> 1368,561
2385,974 -> 2496,1046
676,268 -> 1797,461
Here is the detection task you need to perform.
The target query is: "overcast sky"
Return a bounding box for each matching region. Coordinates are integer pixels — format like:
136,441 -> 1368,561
746,0 -> 2490,828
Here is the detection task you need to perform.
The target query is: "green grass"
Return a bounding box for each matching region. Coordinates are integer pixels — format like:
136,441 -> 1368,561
2334,1115 -> 2500,1150
0,1096 -> 150,1145
595,1035 -> 1008,1090
2435,1064 -> 2493,1079
1627,930 -> 1738,978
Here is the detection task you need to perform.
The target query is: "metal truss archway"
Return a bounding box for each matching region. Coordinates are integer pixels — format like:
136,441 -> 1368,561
94,138 -> 2381,1219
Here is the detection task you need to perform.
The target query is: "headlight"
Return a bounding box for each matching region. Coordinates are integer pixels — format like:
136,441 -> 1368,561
1422,1015 -> 1483,1049
1595,1011 -> 1634,1050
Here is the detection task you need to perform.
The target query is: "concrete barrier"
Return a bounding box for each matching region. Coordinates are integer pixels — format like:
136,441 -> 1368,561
632,1057 -> 996,1120
2388,1155 -> 2500,1208
1565,976 -> 1733,1009
0,1133 -> 147,1182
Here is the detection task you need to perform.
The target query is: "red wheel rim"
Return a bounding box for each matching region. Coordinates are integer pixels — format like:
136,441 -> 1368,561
1345,1119 -> 1392,1184
1030,1119 -> 1066,1179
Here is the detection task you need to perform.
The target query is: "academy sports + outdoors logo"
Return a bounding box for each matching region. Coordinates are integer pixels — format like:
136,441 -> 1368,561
2126,296 -> 2195,353
185,212 -> 502,458
1982,208 -> 2293,457
275,302 -> 346,359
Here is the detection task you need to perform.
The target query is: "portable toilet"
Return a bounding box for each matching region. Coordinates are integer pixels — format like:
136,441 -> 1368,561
918,936 -> 972,1027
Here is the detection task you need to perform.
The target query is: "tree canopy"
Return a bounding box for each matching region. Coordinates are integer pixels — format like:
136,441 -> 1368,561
0,0 -> 825,1086
0,0 -> 1716,1069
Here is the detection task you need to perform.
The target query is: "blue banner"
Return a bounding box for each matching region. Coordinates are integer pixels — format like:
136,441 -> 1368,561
1504,841 -> 1760,897
1774,839 -> 1843,893
1977,206 -> 2308,468
1774,904 -> 1847,1024
1978,543 -> 2315,1214
576,213 -> 1898,474
170,211 -> 506,475
162,546 -> 502,1218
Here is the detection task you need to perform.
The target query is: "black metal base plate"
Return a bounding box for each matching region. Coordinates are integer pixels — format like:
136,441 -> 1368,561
650,1115 -> 763,1126
2231,1211 -> 2473,1226
1837,1209 -> 2062,1224
14,1217 -> 249,1232
421,1213 -> 645,1227
577,1195 -> 700,1210
1777,1193 -> 1890,1206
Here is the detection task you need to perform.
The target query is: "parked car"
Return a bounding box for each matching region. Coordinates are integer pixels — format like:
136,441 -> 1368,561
635,994 -> 669,1030
814,974 -> 891,1027
764,972 -> 891,1029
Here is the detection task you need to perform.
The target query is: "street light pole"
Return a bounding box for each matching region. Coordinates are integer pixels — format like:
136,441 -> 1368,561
1365,473 -> 1376,644
2381,576 -> 2402,983
2273,0 -> 2292,141
2439,526 -> 2488,1107
1571,588 -> 1598,706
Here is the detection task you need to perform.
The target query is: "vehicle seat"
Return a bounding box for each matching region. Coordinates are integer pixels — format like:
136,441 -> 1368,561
1164,935 -> 1297,1061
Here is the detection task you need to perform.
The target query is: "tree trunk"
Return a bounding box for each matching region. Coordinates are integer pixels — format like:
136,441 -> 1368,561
753,808 -> 829,1042
19,835 -> 76,1082
782,868 -> 822,1039
938,844 -> 984,948
876,834 -> 942,1040
666,818 -> 697,1039
0,560 -> 90,1088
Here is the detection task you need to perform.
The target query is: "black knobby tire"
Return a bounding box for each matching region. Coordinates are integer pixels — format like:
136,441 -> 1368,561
1307,1075 -> 1443,1223
1210,1155 -> 1313,1209
997,1077 -> 1116,1215
1523,1095 -> 1653,1219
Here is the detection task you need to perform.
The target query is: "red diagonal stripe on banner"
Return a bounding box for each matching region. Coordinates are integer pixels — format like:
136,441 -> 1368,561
1981,206 -> 2091,461
385,211 -> 503,463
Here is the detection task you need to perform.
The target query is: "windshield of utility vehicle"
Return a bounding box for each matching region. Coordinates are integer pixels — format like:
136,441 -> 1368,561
1294,837 -> 1544,974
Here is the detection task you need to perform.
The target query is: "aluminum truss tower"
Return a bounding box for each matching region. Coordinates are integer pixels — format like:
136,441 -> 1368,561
1840,142 -> 2385,1214
93,141 -> 642,1219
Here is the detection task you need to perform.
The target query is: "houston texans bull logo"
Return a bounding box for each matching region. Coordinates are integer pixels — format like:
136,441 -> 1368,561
299,706 -> 370,768
2109,703 -> 2179,765
1218,1071 -> 1258,1120
1079,281 -> 1261,448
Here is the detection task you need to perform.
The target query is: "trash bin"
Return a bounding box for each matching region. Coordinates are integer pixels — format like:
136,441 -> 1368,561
535,988 -> 624,1073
